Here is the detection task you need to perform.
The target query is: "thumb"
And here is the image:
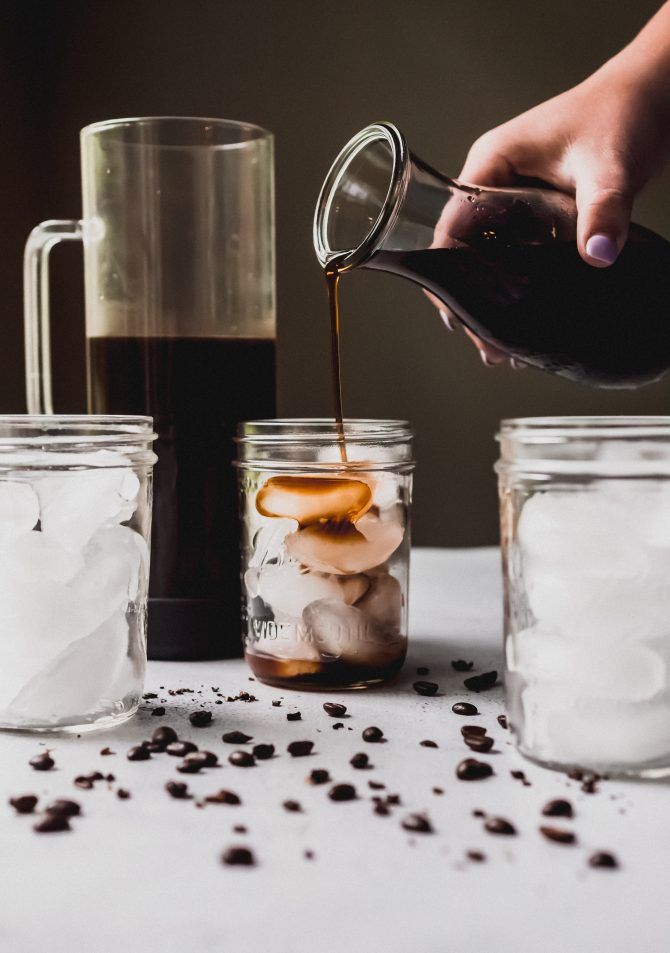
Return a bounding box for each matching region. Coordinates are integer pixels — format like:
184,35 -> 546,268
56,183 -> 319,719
574,160 -> 633,267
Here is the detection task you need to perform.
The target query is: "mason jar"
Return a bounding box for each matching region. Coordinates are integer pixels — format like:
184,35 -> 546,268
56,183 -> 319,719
496,416 -> 670,777
236,419 -> 414,690
0,416 -> 156,732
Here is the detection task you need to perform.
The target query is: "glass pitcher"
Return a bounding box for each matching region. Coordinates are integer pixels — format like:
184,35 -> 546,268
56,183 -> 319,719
24,117 -> 276,661
314,121 -> 670,388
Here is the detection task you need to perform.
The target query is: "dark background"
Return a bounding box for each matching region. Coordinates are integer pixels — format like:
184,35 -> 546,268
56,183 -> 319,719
2,0 -> 669,545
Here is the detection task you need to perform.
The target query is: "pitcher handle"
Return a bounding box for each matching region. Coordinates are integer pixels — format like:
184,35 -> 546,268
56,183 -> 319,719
23,219 -> 84,414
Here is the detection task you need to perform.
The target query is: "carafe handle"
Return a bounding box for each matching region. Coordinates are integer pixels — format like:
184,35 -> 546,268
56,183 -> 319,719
23,220 -> 84,414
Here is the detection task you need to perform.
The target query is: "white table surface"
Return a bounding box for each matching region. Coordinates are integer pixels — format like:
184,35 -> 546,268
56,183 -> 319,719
1,547 -> 667,953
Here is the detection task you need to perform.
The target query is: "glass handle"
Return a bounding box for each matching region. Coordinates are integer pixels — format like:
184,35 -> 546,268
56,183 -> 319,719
23,219 -> 83,414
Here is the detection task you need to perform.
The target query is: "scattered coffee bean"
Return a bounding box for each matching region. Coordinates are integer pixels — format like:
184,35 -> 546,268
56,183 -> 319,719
432,787 -> 444,795
581,773 -> 600,794
350,752 -> 370,769
420,739 -> 438,748
542,799 -> 574,818
464,670 -> 498,692
539,825 -> 576,845
497,714 -> 508,730
332,722 -> 344,730
362,726 -> 384,743
74,777 -> 94,790
189,710 -> 212,728
222,731 -> 252,744
401,812 -> 433,833
252,744 -> 275,760
184,750 -> 218,768
451,659 -> 474,671
105,773 -> 115,783
228,750 -> 256,767
9,795 -> 38,814
287,740 -> 313,757
464,735 -> 494,753
588,851 -> 619,869
452,702 -> 479,716
472,809 -> 486,817
143,692 -> 158,699
127,746 -> 151,762
416,666 -> 429,675
233,825 -> 247,833
374,801 -> 390,816
86,772 -> 104,782
99,747 -> 115,756
283,800 -> 302,812
165,781 -> 190,799
304,849 -> 315,860
456,758 -> 493,781
368,780 -> 385,790
484,816 -> 516,835
117,788 -> 131,800
461,725 -> 487,737
221,846 -> 255,866
34,813 -> 70,833
205,790 -> 241,805
323,702 -> 347,718
568,769 -> 584,781
45,799 -> 80,817
152,726 -> 179,746
29,752 -> 54,771
177,760 -> 202,774
166,741 -> 198,757
413,680 -> 439,697
328,783 -> 357,802
272,699 -> 282,707
308,769 -> 330,785
151,707 -> 166,716
286,711 -> 302,721
466,850 -> 486,862
143,742 -> 164,753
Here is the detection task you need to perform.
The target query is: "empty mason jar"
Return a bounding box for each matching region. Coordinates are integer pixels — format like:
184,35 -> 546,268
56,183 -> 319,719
497,416 -> 670,777
236,419 -> 414,690
0,416 -> 156,732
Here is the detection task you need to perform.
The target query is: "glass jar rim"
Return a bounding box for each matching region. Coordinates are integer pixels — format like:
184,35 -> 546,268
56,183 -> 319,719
81,116 -> 272,149
498,415 -> 670,440
0,416 -> 157,467
237,417 -> 413,443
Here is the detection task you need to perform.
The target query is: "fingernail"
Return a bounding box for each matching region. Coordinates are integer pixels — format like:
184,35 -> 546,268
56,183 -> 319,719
510,358 -> 526,370
585,234 -> 619,265
479,349 -> 493,367
439,309 -> 455,331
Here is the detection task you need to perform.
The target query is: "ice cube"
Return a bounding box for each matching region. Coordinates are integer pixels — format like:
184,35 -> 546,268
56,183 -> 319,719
0,481 -> 39,548
355,572 -> 402,633
75,525 -> 148,617
0,530 -> 83,584
248,519 -> 298,568
302,598 -> 403,665
256,475 -> 372,525
257,562 -> 369,621
247,616 -> 321,664
286,512 -> 403,575
6,609 -> 131,726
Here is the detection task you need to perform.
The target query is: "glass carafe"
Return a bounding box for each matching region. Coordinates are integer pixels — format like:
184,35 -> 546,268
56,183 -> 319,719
314,122 -> 670,388
24,117 -> 276,660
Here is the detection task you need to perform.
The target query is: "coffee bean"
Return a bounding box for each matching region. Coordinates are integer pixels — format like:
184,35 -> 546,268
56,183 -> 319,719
99,747 -> 115,756
151,707 -> 166,716
374,802 -> 390,816
127,746 -> 150,762
233,825 -> 247,834
304,849 -> 315,860
166,781 -> 190,799
308,769 -> 331,785
166,741 -> 198,757
432,787 -> 444,795
29,752 -> 54,771
464,670 -> 498,692
332,722 -> 344,730
484,817 -> 516,836
323,702 -> 347,718
45,799 -> 80,817
362,726 -> 384,743
350,752 -> 370,769
466,850 -> 486,862
184,750 -> 218,768
286,711 -> 302,721
412,681 -> 439,697
152,726 -> 178,746
420,739 -> 438,748
117,789 -> 131,800
283,800 -> 302,812
568,769 -> 584,781
368,780 -> 385,790
472,809 -> 485,817
105,773 -> 115,783
177,760 -> 202,774
34,812 -> 70,833
271,699 -> 282,707
401,812 -> 433,833
464,735 -> 494,753
328,783 -> 357,802
461,725 -> 487,737
222,731 -> 252,744
588,851 -> 619,869
86,772 -> 104,782
189,710 -> 212,728
9,795 -> 38,814
143,742 -> 164,753
456,758 -> 493,781
542,798 -> 574,818
205,790 -> 241,805
221,846 -> 255,866
581,774 -> 600,794
74,777 -> 94,790
228,750 -> 255,767
451,659 -> 474,671
497,714 -> 508,730
540,826 -> 576,845
252,744 -> 275,760
287,740 -> 313,757
452,702 -> 479,716
416,666 -> 429,675
143,692 -> 158,699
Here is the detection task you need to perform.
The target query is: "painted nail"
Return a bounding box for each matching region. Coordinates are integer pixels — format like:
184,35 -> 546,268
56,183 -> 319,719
585,234 -> 619,265
510,358 -> 526,370
479,349 -> 494,367
439,309 -> 456,331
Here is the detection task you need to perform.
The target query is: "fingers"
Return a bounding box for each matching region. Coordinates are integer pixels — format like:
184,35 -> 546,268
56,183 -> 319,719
458,130 -> 519,186
574,154 -> 634,267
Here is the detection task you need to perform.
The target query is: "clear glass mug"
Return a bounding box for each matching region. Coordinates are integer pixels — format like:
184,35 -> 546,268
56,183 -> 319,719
0,416 -> 156,732
236,420 -> 414,690
497,416 -> 670,777
24,117 -> 276,661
